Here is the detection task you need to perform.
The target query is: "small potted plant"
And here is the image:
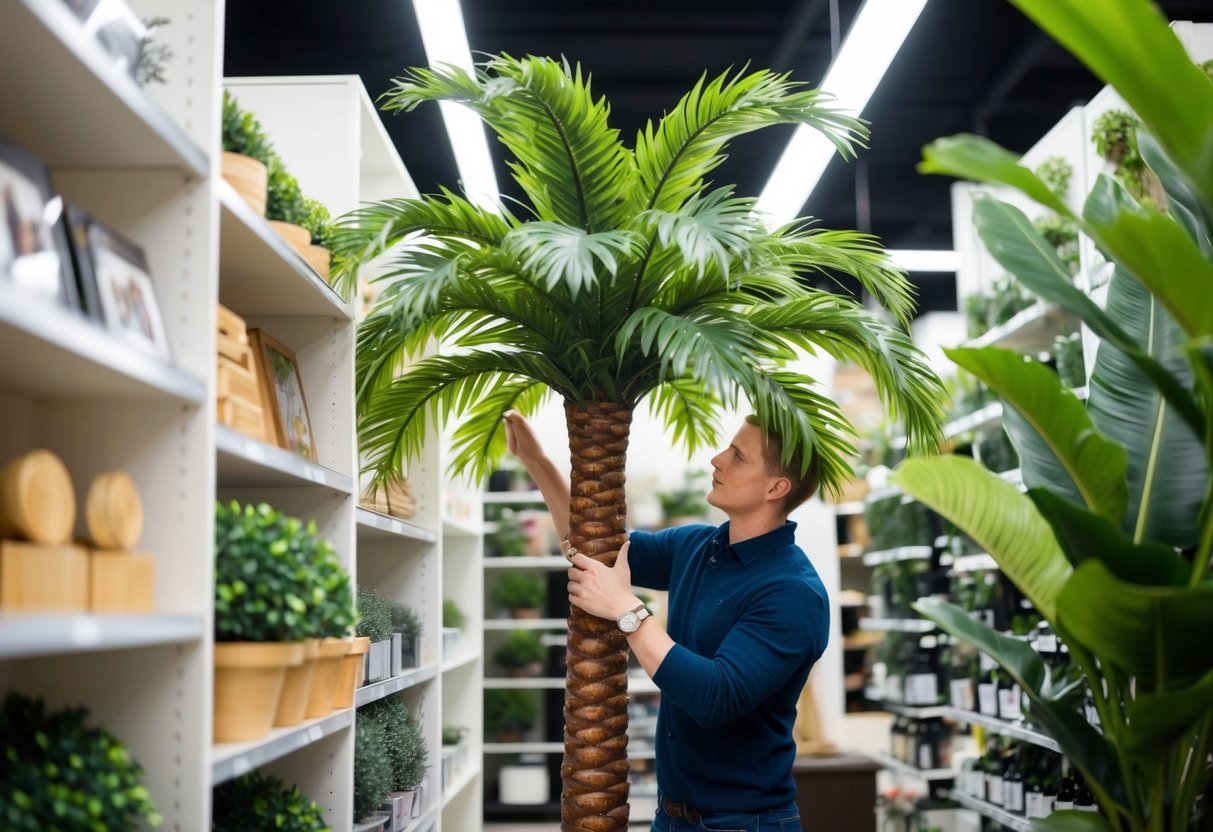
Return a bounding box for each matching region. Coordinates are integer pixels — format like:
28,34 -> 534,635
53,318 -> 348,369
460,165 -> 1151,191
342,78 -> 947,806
0,693 -> 162,830
366,697 -> 429,825
484,688 -> 538,743
356,586 -> 394,686
485,510 -> 528,557
391,602 -> 423,672
354,710 -> 394,830
266,154 -> 312,258
295,527 -> 355,723
493,629 -> 546,677
441,598 -> 464,658
1091,108 -> 1165,207
490,572 -> 546,619
213,500 -> 314,742
212,771 -> 329,831
656,472 -> 709,526
302,196 -> 335,281
331,594 -> 375,710
220,90 -> 273,215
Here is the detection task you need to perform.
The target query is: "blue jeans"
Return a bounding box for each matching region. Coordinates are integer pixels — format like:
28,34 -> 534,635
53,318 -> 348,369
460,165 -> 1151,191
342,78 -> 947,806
649,802 -> 802,832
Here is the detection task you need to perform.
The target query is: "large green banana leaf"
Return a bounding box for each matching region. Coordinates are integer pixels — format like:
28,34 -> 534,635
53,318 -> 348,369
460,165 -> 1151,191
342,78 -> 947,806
967,191 -> 1203,438
1030,813 -> 1115,832
1057,560 -> 1213,688
1028,488 -> 1192,586
1010,0 -> 1213,217
947,347 -> 1127,522
1122,669 -> 1213,758
1087,265 -> 1206,548
1138,130 -> 1212,259
892,456 -> 1070,619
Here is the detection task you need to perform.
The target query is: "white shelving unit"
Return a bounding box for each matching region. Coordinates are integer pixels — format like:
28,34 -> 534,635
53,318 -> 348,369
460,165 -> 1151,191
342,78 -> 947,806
940,788 -> 1034,832
858,617 -> 937,633
942,708 -> 1061,752
862,545 -> 934,566
872,751 -> 955,783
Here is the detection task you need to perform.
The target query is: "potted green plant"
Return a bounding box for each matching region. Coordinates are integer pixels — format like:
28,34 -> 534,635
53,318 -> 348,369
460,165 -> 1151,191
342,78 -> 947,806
901,1 -> 1213,828
485,510 -> 528,557
656,471 -> 710,525
494,629 -> 546,677
213,500 -> 315,742
366,697 -> 429,822
302,534 -> 357,721
441,598 -> 463,658
484,688 -> 538,743
391,602 -> 423,671
1091,108 -> 1166,207
220,90 -> 273,216
266,154 -> 312,258
212,772 -> 329,832
354,711 -> 393,830
357,586 -> 394,685
301,196 -> 335,281
0,693 -> 162,831
490,572 -> 547,619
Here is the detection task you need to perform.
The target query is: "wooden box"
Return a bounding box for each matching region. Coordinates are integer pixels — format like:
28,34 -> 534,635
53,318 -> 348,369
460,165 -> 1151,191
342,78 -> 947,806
217,333 -> 253,371
0,541 -> 89,612
90,551 -> 155,613
217,360 -> 261,405
216,303 -> 248,344
217,397 -> 266,442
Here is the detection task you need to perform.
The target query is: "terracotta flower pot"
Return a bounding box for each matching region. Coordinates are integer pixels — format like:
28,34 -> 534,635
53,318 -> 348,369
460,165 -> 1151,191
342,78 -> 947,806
304,244 -> 331,281
213,641 -> 304,743
268,220 -> 311,259
221,151 -> 268,217
305,637 -> 351,718
332,636 -> 371,709
274,638 -> 322,727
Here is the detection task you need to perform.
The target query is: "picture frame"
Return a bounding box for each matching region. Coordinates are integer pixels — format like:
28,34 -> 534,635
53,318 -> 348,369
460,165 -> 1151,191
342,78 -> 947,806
67,208 -> 172,361
247,329 -> 318,462
0,134 -> 78,311
59,0 -> 146,82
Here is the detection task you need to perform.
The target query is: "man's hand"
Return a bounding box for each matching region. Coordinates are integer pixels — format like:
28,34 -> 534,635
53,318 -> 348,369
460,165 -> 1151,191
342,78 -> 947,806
503,410 -> 544,464
567,540 -> 638,621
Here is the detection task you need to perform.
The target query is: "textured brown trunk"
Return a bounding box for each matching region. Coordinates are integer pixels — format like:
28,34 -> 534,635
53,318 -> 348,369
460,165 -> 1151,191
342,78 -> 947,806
561,400 -> 633,832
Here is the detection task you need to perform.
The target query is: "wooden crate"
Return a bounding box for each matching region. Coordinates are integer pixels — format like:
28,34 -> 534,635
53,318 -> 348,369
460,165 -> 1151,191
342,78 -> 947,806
217,397 -> 267,443
90,551 -> 155,613
216,303 -> 248,344
217,359 -> 261,405
0,541 -> 89,612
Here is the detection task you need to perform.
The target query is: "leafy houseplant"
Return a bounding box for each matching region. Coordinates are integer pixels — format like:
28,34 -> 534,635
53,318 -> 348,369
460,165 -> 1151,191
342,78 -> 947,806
656,471 -> 710,524
392,601 -> 424,669
441,598 -> 464,630
484,689 -> 539,742
354,711 -> 393,824
365,698 -> 429,794
901,1 -> 1213,829
220,90 -> 273,216
490,572 -> 547,617
212,772 -> 329,832
0,693 -> 162,831
486,510 -> 528,557
1091,109 -> 1165,208
357,586 -> 394,642
301,196 -> 337,282
266,154 -> 311,254
337,55 -> 945,829
494,629 -> 547,676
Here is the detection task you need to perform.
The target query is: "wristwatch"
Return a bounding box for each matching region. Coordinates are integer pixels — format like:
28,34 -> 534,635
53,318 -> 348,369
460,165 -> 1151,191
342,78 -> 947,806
617,603 -> 651,634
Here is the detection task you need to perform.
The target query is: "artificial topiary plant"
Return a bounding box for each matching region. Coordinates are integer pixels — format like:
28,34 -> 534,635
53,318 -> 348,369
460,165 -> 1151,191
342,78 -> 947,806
441,599 -> 464,630
0,693 -> 162,831
302,531 -> 356,640
490,572 -> 547,613
484,688 -> 539,741
212,772 -> 329,832
354,711 -> 393,822
221,90 -> 274,165
214,501 -> 318,643
356,586 -> 394,642
391,602 -> 423,638
364,697 -> 429,792
493,629 -> 546,671
266,155 -> 309,227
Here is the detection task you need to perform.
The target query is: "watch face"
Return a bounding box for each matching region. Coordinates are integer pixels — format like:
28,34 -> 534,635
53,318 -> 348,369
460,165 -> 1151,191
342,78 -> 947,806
619,612 -> 639,632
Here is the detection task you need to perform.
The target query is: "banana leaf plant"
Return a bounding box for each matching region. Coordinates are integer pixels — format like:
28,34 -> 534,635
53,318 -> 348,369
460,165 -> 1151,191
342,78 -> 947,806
333,55 -> 946,831
890,2 -> 1213,830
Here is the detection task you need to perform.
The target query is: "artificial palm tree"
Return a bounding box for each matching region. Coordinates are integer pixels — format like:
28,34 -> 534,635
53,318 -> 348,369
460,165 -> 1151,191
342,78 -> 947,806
336,55 -> 945,832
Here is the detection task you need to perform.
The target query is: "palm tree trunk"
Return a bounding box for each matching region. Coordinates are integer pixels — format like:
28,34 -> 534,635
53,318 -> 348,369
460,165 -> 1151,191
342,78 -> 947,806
561,399 -> 633,832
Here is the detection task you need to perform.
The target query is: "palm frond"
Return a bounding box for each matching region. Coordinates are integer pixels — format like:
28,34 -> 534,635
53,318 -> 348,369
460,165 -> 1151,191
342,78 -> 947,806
746,369 -> 858,496
615,307 -> 760,394
358,351 -> 574,490
635,67 -> 867,213
747,297 -> 948,455
642,376 -> 724,456
502,222 -> 643,297
764,226 -> 918,327
640,187 -> 763,280
382,56 -> 640,231
448,381 -> 551,483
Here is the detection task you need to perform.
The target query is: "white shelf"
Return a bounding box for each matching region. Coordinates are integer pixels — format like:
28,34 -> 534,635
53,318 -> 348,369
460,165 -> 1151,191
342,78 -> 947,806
864,689 -> 950,717
441,650 -> 480,674
998,468 -> 1026,491
0,614 -> 203,660
862,545 -> 934,566
966,302 -> 1074,353
484,556 -> 567,569
834,501 -> 866,515
0,0 -> 207,174
945,402 -> 1004,440
482,491 -> 547,504
442,517 -> 483,538
943,708 -> 1060,752
356,508 -> 437,543
405,802 -> 438,832
0,288 -> 206,404
859,617 -> 936,633
217,182 -> 353,320
441,763 -> 479,808
872,751 -> 955,782
940,788 -> 1033,831
953,553 -> 999,573
484,618 -> 567,630
211,708 -> 354,785
355,663 -> 439,708
215,425 -> 354,493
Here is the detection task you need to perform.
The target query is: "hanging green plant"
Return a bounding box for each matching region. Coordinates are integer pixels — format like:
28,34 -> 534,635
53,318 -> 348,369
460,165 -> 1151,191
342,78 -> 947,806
0,693 -> 162,831
1091,108 -> 1165,207
212,772 -> 329,832
1031,214 -> 1080,277
1033,155 -> 1072,201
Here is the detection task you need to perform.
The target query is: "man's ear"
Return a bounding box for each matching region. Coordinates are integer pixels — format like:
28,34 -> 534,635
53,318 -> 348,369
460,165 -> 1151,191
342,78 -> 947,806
766,476 -> 792,504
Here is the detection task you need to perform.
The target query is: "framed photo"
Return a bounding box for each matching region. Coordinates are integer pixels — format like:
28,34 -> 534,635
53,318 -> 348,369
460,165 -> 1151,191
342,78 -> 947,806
248,329 -> 318,462
68,209 -> 171,360
0,135 -> 78,310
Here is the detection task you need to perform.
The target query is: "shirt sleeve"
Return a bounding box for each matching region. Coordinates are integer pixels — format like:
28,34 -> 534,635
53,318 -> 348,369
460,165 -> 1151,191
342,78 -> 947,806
652,581 -> 828,729
624,527 -> 681,591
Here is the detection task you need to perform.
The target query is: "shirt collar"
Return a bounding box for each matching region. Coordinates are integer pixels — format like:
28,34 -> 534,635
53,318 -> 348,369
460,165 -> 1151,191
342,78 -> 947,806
715,520 -> 798,566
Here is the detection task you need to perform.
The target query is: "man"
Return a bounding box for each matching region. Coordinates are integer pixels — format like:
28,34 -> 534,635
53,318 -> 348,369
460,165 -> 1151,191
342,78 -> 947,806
503,411 -> 829,832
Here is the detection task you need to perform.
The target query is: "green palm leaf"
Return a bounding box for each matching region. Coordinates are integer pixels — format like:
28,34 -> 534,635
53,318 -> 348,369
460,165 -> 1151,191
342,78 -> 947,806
643,377 -> 724,458
448,381 -> 549,482
616,307 -> 758,393
641,187 -> 761,280
503,222 -> 642,297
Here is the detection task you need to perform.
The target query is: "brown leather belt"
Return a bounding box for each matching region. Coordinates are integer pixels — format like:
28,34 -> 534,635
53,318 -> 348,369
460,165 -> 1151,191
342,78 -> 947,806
662,798 -> 701,821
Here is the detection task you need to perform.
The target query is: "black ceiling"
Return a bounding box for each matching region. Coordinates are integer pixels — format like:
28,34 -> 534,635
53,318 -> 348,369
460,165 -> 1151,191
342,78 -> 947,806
225,0 -> 1213,315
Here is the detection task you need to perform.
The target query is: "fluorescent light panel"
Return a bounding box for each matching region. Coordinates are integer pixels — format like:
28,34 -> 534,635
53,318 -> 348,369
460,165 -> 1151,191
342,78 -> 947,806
885,249 -> 958,272
755,0 -> 929,226
411,0 -> 500,210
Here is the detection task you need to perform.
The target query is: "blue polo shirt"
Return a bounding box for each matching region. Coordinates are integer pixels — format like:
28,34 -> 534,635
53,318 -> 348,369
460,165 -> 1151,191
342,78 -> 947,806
629,521 -> 829,812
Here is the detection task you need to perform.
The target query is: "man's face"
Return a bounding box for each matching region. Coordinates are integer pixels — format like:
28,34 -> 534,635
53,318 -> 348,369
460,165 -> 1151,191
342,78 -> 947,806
706,422 -> 783,515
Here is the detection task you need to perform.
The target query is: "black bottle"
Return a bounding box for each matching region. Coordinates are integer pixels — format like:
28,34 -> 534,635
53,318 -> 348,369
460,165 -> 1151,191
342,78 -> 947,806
1055,757 -> 1076,811
984,739 -> 1004,806
1002,746 -> 1025,814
